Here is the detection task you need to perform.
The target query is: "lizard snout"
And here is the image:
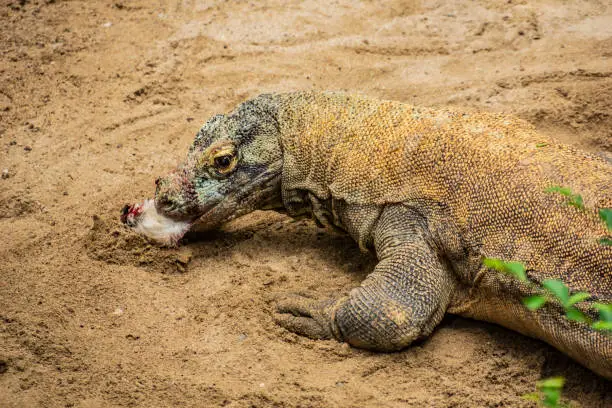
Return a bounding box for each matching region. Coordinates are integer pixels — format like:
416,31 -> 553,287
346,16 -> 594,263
154,171 -> 198,220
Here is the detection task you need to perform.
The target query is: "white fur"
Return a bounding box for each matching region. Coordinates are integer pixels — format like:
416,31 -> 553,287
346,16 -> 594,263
127,199 -> 191,245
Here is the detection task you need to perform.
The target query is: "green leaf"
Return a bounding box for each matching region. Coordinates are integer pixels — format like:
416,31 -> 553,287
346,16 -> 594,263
537,377 -> 565,408
565,307 -> 588,323
592,321 -> 612,331
599,208 -> 612,231
504,261 -> 528,282
545,186 -> 572,196
568,194 -> 584,210
483,258 -> 528,282
543,279 -> 570,306
545,186 -> 585,210
523,295 -> 547,310
536,142 -> 549,148
542,388 -> 561,408
599,237 -> 612,246
482,257 -> 504,271
591,304 -> 612,332
537,376 -> 565,389
567,292 -> 590,306
593,303 -> 612,322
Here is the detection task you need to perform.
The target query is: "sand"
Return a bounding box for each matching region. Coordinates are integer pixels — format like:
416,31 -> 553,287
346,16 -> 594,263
1,0 -> 611,407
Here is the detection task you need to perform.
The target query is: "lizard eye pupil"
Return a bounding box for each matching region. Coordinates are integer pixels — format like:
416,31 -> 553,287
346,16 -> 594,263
214,155 -> 232,169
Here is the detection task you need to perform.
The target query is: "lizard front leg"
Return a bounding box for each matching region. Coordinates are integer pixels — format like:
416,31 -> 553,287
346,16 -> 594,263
275,205 -> 457,351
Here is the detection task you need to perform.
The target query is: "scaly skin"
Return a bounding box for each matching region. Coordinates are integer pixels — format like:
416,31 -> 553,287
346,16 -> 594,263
153,91 -> 612,378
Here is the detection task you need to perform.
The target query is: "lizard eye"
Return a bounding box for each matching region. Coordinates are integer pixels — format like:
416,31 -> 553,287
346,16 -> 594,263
214,155 -> 232,169
202,141 -> 238,176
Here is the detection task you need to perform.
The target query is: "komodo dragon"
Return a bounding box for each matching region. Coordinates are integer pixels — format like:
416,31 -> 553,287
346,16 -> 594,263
124,91 -> 612,378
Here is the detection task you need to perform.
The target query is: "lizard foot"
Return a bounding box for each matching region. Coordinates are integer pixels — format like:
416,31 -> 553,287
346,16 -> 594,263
274,295 -> 340,341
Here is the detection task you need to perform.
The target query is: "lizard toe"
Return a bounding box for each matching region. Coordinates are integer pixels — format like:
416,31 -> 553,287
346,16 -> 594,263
275,295 -> 319,317
273,313 -> 333,340
274,295 -> 339,340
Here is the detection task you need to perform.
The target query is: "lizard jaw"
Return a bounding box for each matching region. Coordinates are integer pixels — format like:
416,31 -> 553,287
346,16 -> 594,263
190,160 -> 284,231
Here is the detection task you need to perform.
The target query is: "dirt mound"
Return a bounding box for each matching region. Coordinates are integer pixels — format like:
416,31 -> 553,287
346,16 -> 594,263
86,214 -> 193,274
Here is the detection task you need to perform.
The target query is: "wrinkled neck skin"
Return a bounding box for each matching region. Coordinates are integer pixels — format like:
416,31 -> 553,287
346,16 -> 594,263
154,93 -> 285,234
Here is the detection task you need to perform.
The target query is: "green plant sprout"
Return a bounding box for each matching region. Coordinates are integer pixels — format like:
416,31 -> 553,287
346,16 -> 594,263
485,256 -> 612,406
599,208 -> 612,230
522,377 -> 567,408
482,258 -> 528,281
492,187 -> 611,406
592,303 -> 612,331
545,186 -> 584,210
546,184 -> 610,246
484,256 -> 612,407
484,257 -> 612,330
599,208 -> 612,246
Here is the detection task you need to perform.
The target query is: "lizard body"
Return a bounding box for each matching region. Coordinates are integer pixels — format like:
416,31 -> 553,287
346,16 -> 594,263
150,91 -> 611,378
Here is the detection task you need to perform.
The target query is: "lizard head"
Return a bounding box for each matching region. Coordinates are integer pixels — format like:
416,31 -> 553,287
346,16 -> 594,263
154,94 -> 283,231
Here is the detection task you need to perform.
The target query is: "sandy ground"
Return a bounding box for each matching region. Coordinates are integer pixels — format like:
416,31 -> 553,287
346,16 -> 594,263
1,0 -> 611,407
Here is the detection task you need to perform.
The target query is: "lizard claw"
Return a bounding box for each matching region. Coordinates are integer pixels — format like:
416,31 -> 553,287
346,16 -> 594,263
274,295 -> 340,341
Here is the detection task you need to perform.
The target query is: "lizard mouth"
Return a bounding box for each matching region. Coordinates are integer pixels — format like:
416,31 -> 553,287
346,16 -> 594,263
155,200 -> 216,224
